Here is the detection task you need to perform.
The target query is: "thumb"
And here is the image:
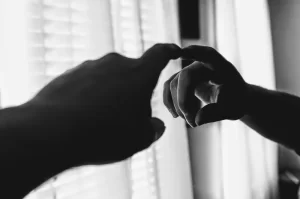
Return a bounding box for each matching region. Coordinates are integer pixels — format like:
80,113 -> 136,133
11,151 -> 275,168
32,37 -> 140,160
195,103 -> 227,126
137,117 -> 165,151
150,117 -> 165,141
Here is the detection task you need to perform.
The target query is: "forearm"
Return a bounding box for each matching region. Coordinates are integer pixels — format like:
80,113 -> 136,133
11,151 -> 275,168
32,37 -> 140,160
241,84 -> 300,152
0,104 -> 75,199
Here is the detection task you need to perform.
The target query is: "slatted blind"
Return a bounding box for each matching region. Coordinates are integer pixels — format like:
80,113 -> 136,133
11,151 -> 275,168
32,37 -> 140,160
111,1 -> 163,199
27,0 -> 89,96
25,1 -> 103,198
24,0 -> 166,199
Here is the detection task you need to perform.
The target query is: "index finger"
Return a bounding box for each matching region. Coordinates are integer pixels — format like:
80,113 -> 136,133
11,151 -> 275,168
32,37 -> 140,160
182,45 -> 229,72
140,43 -> 182,74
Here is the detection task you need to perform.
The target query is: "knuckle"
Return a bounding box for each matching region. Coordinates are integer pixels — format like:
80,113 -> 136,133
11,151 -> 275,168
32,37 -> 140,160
170,79 -> 177,90
105,52 -> 122,60
63,68 -> 75,75
153,43 -> 164,48
77,60 -> 96,70
170,43 -> 179,49
178,69 -> 191,80
81,60 -> 93,65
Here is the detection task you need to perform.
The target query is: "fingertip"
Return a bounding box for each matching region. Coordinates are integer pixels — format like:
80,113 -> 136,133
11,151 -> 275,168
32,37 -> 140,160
182,45 -> 197,52
169,109 -> 179,118
154,43 -> 182,59
168,44 -> 182,60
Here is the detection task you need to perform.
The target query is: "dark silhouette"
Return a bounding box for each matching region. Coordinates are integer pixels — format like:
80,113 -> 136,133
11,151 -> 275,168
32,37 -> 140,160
163,45 -> 300,154
0,43 -> 180,199
1,43 -> 300,198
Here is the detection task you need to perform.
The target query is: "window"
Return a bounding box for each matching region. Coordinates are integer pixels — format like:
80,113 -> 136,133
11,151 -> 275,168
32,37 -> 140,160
0,0 -> 193,199
26,0 -> 90,94
111,1 -> 165,198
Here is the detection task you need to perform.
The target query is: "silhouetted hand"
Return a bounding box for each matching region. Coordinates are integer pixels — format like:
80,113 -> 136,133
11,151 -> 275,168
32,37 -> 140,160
163,45 -> 248,127
27,43 -> 181,164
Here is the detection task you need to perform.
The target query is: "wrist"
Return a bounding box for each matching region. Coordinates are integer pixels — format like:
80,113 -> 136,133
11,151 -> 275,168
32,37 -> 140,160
242,83 -> 260,116
0,104 -> 80,198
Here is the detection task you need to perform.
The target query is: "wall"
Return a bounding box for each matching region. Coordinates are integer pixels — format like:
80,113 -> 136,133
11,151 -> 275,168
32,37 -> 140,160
268,0 -> 300,170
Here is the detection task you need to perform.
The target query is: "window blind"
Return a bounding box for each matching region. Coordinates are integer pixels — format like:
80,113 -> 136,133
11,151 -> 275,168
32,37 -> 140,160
24,0 -> 166,199
25,1 -> 105,199
27,0 -> 89,96
110,0 -> 163,199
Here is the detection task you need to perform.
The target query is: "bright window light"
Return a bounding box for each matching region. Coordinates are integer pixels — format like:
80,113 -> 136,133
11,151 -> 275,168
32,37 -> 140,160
0,1 -> 193,199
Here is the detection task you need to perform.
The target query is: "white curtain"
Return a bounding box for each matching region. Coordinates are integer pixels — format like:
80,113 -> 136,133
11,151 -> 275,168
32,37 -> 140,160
216,0 -> 278,199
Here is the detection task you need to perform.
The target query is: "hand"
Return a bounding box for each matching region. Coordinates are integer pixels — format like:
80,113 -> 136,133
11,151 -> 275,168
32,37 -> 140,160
26,43 -> 181,164
163,45 -> 248,127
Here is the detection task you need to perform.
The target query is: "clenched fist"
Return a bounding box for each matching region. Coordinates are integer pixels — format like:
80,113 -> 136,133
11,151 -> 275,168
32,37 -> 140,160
163,45 -> 248,127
